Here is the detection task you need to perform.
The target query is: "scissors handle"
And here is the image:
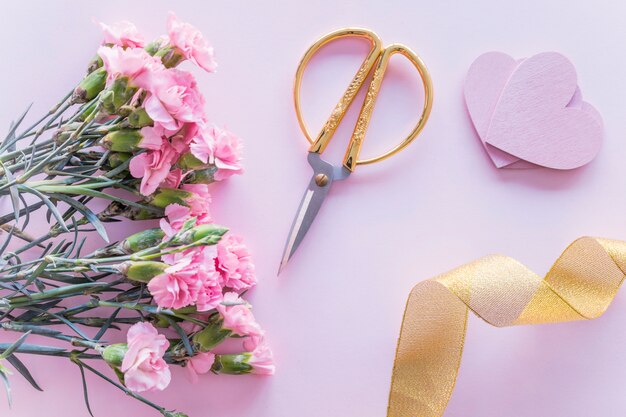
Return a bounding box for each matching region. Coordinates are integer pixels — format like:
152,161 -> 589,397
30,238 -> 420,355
305,29 -> 383,156
345,43 -> 433,170
342,45 -> 391,170
294,28 -> 434,172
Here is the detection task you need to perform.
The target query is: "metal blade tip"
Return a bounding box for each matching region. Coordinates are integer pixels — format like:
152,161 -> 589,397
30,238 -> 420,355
277,258 -> 288,276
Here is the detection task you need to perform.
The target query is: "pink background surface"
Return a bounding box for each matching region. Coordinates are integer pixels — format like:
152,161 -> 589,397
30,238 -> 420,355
2,1 -> 626,416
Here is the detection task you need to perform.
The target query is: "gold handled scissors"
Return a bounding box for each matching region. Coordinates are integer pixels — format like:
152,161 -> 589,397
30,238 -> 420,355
279,27 -> 433,274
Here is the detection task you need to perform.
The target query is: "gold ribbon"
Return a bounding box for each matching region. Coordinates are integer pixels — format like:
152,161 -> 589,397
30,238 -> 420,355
387,237 -> 626,417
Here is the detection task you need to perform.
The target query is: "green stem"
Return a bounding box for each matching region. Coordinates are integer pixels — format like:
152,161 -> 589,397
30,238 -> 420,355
5,282 -> 111,306
95,300 -> 207,325
0,94 -> 71,153
0,322 -> 102,351
5,110 -> 99,190
0,139 -> 55,163
0,201 -> 46,225
73,358 -> 167,415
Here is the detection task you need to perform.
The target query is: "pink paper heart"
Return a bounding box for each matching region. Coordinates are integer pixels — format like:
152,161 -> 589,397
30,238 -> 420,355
465,52 -> 603,170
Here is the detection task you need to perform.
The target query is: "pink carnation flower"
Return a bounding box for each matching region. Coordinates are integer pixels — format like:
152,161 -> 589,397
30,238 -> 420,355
181,183 -> 212,224
195,276 -> 223,312
216,234 -> 256,291
161,168 -> 184,189
140,123 -> 196,154
98,45 -> 162,84
190,125 -> 243,181
247,338 -> 275,376
129,143 -> 179,196
98,20 -> 145,48
150,246 -> 223,311
157,189 -> 212,238
159,203 -> 193,237
121,322 -> 171,392
243,335 -> 263,352
167,12 -> 217,72
143,68 -> 205,131
170,122 -> 199,153
138,125 -> 168,150
163,246 -> 223,312
185,352 -> 215,383
217,292 -> 262,337
147,256 -> 203,310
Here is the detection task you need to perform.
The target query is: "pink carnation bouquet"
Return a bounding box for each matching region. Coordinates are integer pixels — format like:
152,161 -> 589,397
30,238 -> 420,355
0,13 -> 272,417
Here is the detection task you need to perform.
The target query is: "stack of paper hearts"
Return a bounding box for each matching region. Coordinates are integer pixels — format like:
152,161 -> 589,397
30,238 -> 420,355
464,52 -> 604,169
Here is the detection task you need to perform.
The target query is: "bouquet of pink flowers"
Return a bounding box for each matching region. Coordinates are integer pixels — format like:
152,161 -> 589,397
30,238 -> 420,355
0,13 -> 272,417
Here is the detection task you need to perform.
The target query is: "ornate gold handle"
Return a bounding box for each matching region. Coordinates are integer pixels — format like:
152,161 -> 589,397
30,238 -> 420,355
344,44 -> 433,170
294,28 -> 434,171
294,28 -> 383,156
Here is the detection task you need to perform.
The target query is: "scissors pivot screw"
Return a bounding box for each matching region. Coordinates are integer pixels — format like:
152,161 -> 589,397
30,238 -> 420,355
314,173 -> 329,187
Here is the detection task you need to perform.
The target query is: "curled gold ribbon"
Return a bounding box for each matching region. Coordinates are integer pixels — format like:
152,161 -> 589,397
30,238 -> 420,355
387,237 -> 626,417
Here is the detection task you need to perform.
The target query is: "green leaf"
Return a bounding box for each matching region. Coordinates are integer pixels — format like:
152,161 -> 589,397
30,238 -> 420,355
94,308 -> 121,341
23,145 -> 37,171
0,331 -> 32,360
1,103 -> 32,152
0,162 -> 20,227
5,354 -> 42,392
22,259 -> 49,290
74,237 -> 87,258
0,227 -> 15,258
4,122 -> 16,153
63,217 -> 80,257
15,300 -> 61,322
0,343 -> 66,355
35,185 -> 163,215
29,308 -> 93,341
17,194 -> 33,229
160,315 -> 194,356
50,238 -> 67,257
8,283 -> 108,306
49,193 -> 109,243
0,368 -> 12,408
19,185 -> 69,232
75,361 -> 95,417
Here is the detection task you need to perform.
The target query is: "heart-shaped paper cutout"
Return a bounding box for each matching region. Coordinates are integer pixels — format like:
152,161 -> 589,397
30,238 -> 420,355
465,52 -> 603,170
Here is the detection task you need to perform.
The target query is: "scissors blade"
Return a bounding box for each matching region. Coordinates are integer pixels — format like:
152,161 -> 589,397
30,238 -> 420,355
278,174 -> 333,275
